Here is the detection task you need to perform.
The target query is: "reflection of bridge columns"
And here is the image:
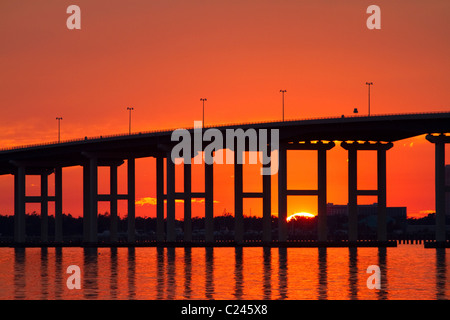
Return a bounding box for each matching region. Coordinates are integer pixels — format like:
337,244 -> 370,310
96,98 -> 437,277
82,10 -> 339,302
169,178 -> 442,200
82,154 -> 127,244
278,141 -> 335,242
234,152 -> 272,244
341,141 -> 393,242
426,134 -> 449,243
12,164 -> 60,244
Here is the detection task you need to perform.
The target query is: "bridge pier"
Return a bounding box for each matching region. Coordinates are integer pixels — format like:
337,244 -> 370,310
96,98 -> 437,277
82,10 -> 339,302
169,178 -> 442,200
156,156 -> 165,242
54,166 -> 63,243
184,162 -> 192,242
341,141 -> 393,242
234,153 -> 272,244
278,141 -> 335,242
426,134 -> 449,243
11,165 -> 60,244
109,164 -> 118,243
14,166 -> 26,243
166,155 -> 176,242
205,162 -> 214,244
127,158 -> 136,243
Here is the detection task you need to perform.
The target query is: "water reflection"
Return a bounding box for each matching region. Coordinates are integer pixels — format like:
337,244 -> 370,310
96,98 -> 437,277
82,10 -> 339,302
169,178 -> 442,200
83,247 -> 98,299
205,248 -> 214,299
377,248 -> 388,300
234,247 -> 244,299
40,248 -> 49,299
278,248 -> 288,300
166,248 -> 176,299
183,248 -> 192,299
348,248 -> 358,300
54,247 -> 63,299
262,247 -> 272,300
156,247 -> 165,300
13,248 -> 26,300
317,248 -> 327,300
436,248 -> 446,300
128,248 -> 136,300
7,246 -> 449,300
110,248 -> 118,299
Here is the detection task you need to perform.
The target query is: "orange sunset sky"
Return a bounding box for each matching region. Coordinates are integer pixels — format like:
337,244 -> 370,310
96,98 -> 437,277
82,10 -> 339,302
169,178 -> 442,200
0,0 -> 449,220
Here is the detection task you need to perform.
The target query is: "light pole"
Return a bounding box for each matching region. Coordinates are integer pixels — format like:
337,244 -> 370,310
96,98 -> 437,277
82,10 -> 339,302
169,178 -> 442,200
127,107 -> 134,134
200,98 -> 207,126
56,117 -> 63,143
280,90 -> 287,121
365,82 -> 373,116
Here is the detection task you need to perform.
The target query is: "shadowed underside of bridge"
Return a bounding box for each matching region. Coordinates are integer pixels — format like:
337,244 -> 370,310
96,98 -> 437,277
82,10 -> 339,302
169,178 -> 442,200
1,112 -> 449,247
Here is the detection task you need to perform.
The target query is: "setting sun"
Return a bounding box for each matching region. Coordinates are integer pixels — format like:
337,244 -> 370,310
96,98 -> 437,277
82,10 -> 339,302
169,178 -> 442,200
287,212 -> 316,221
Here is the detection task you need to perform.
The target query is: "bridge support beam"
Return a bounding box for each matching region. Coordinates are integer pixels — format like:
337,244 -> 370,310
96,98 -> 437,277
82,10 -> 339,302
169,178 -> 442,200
110,164 -> 118,243
127,158 -> 136,243
156,156 -> 165,243
14,166 -> 26,243
166,155 -> 176,242
54,166 -> 63,243
88,157 -> 98,244
40,173 -> 49,243
426,134 -> 449,243
234,158 -> 243,244
184,162 -> 192,242
278,143 -> 288,242
341,141 -> 393,242
205,162 -> 214,244
262,163 -> 272,243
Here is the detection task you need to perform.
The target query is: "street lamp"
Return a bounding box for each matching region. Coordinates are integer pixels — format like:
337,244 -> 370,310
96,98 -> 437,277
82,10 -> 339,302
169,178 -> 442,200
365,82 -> 373,116
200,98 -> 207,126
280,90 -> 287,121
127,107 -> 134,134
56,117 -> 63,143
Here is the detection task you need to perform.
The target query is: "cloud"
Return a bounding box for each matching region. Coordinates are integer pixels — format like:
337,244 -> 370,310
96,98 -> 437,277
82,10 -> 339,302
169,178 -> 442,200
135,197 -> 219,206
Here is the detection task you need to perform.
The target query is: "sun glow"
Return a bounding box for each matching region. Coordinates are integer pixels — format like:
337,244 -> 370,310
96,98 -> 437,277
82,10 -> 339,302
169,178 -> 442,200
286,212 -> 316,221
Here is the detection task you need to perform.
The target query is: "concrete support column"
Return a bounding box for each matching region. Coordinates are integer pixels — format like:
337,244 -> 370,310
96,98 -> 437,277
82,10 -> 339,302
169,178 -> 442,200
166,156 -> 176,242
83,163 -> 91,243
40,173 -> 49,243
234,153 -> 244,244
89,157 -> 98,243
348,148 -> 358,242
14,166 -> 26,243
377,148 -> 387,242
127,158 -> 136,243
435,141 -> 446,243
317,149 -> 327,242
262,163 -> 272,243
54,167 -> 63,243
156,156 -> 165,242
278,143 -> 287,242
205,162 -> 214,243
110,164 -> 118,243
184,162 -> 192,242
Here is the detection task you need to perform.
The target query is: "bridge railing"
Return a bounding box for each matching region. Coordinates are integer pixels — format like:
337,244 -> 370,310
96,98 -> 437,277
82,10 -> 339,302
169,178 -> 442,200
0,111 -> 448,152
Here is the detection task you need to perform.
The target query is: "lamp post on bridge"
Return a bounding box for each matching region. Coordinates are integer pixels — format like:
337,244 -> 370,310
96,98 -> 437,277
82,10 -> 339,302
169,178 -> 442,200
127,107 -> 134,134
280,89 -> 287,121
56,117 -> 63,143
365,82 -> 373,116
200,98 -> 207,126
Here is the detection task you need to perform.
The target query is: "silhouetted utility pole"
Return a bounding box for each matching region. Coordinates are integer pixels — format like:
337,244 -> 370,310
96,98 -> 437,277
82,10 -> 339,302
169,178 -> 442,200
56,117 -> 63,142
200,98 -> 207,126
280,90 -> 287,121
365,82 -> 373,116
127,107 -> 134,134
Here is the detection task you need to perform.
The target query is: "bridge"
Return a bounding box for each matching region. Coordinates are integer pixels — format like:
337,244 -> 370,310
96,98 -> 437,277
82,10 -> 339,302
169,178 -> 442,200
1,112 -> 449,246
